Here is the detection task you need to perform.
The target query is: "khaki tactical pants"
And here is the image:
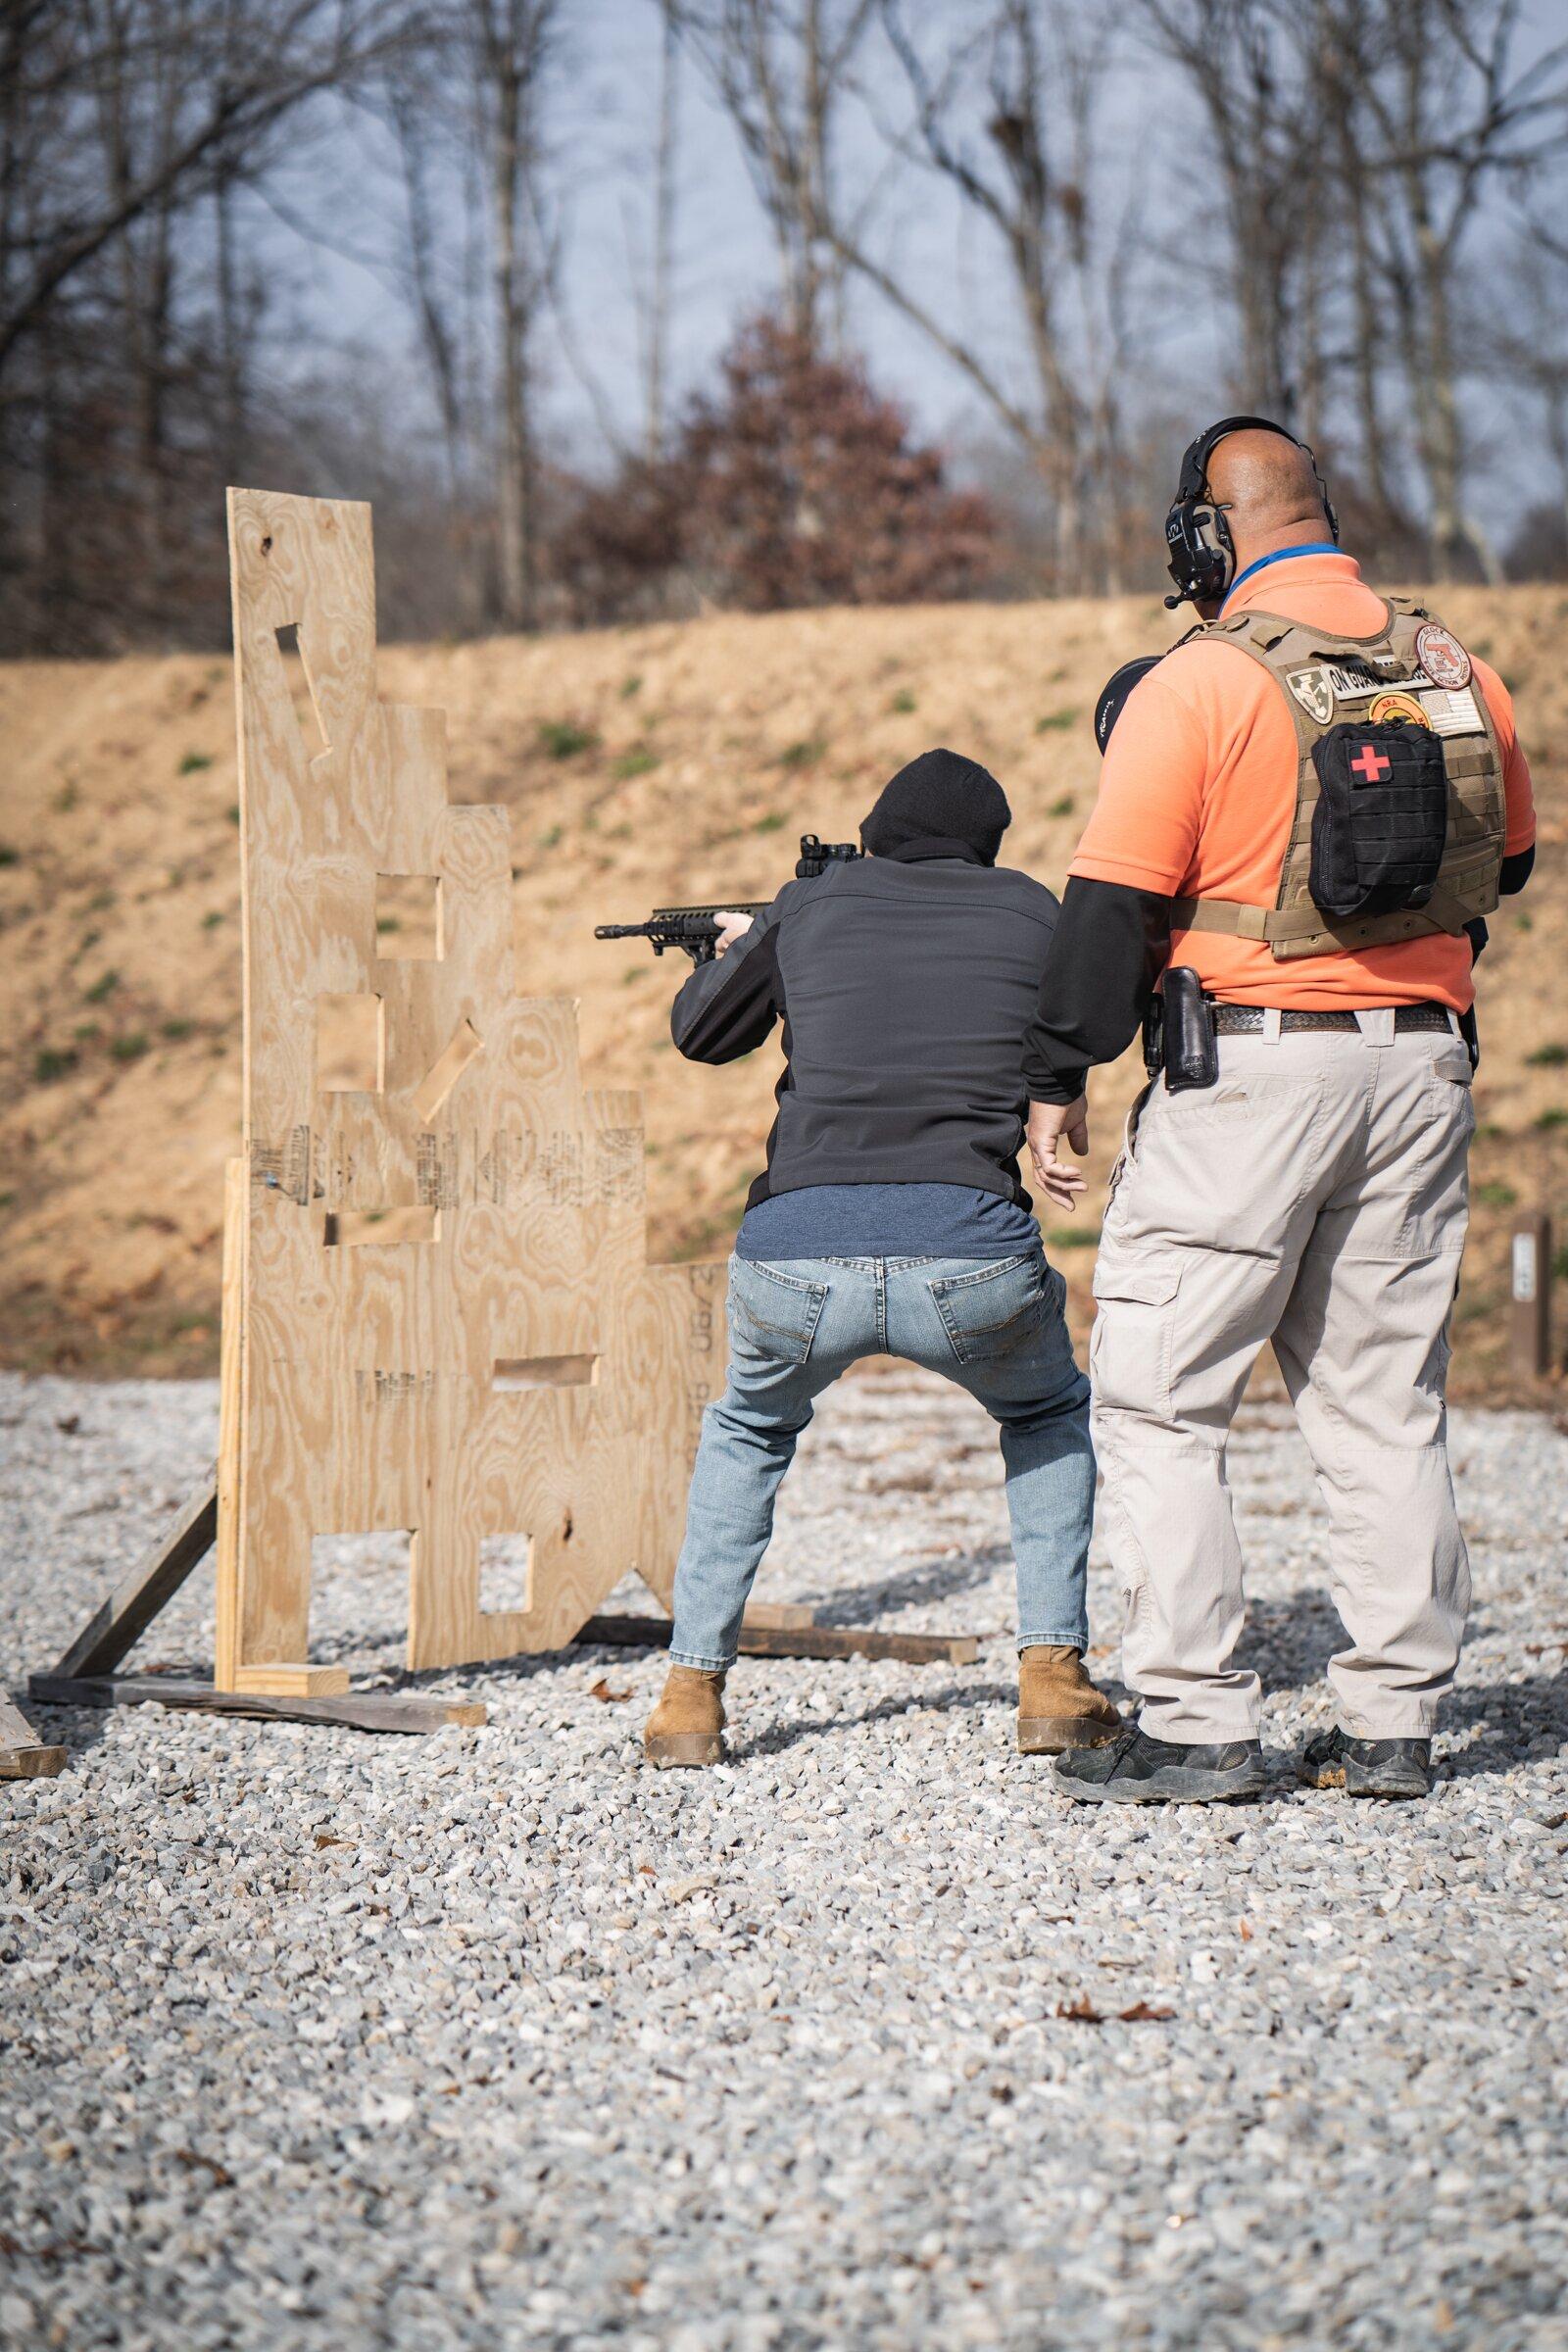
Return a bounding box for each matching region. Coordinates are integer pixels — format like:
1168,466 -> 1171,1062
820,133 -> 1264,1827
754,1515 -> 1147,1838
1091,1018 -> 1474,1744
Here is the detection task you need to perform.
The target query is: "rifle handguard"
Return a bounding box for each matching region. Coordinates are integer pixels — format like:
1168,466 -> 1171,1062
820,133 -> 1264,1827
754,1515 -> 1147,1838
595,834 -> 860,961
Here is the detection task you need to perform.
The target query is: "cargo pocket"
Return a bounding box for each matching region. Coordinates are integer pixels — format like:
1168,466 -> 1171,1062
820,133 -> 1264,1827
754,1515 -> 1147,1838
1089,1256 -> 1182,1421
727,1259 -> 828,1365
930,1253 -> 1052,1366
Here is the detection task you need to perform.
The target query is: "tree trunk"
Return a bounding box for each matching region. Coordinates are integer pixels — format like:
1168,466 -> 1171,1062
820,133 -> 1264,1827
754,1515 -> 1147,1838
490,46 -> 532,630
645,0 -> 679,461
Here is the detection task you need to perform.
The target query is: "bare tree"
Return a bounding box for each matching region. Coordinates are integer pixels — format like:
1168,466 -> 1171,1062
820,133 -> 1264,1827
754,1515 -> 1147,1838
1332,0 -> 1568,576
466,0 -> 559,628
641,0 -> 681,462
1145,0 -> 1568,576
803,1 -> 1140,588
1135,0 -> 1329,425
0,0 -> 416,379
674,0 -> 876,349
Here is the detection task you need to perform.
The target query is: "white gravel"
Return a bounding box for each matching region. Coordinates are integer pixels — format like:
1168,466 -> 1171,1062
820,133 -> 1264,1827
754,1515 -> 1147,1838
3,1364 -> 1567,2351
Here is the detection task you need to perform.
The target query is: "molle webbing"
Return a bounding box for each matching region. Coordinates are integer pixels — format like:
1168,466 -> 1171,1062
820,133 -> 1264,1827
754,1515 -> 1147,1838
1169,597 -> 1507,960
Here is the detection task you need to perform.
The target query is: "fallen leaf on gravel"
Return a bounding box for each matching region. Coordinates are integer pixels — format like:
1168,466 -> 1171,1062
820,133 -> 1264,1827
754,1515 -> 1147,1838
1117,2001 -> 1176,2023
1056,1996 -> 1103,2024
589,1678 -> 631,1702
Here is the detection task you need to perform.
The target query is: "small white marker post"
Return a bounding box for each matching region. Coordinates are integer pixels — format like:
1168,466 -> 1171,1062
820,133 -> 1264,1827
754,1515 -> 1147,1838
1509,1215 -> 1551,1381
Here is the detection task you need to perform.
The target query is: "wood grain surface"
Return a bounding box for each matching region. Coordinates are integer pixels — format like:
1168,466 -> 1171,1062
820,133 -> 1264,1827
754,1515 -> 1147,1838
219,489 -> 725,1690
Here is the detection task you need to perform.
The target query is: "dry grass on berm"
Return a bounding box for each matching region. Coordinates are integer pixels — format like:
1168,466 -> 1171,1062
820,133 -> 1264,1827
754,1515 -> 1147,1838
1,586 -> 1563,1396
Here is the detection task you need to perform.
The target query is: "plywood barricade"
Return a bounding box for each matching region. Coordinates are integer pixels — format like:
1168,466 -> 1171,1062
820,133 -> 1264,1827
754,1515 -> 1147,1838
217,488 -> 726,1693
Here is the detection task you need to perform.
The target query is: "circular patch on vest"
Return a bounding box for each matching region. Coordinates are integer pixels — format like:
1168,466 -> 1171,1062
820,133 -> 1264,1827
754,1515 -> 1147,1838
1415,621 -> 1472,690
1369,691 -> 1432,728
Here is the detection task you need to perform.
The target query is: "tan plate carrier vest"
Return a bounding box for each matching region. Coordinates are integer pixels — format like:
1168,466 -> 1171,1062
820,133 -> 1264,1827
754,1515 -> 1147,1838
1169,595 -> 1506,959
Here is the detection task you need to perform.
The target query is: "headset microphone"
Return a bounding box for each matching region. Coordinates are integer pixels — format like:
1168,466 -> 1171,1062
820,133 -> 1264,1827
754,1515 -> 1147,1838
1162,415 -> 1339,611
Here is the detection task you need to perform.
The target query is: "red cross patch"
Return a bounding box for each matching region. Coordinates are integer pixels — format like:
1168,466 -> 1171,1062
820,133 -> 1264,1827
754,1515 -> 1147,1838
1350,743 -> 1392,785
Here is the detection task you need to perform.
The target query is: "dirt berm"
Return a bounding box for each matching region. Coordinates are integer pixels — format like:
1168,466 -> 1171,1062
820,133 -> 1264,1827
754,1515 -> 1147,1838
2,589 -> 1562,1394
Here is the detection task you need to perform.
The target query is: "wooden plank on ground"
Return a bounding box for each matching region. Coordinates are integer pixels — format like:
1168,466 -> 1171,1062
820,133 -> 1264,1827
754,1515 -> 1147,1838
0,1692 -> 67,1780
49,1481 -> 219,1680
28,1674 -> 484,1736
576,1614 -> 979,1666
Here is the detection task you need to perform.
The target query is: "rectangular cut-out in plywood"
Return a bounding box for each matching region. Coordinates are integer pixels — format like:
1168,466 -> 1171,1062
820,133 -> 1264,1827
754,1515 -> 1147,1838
493,1353 -> 599,1391
318,993 -> 384,1093
218,487 -> 726,1690
323,1204 -> 438,1249
413,1018 -> 481,1123
479,1533 -> 532,1615
274,621 -> 330,759
375,871 -> 442,959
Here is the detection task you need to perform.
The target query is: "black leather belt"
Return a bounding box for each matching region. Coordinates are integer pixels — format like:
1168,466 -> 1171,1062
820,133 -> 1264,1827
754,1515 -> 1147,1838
1211,1004 -> 1454,1036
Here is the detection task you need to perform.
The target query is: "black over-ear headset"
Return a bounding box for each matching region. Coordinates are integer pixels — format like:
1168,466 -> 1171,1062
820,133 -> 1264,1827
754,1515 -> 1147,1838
1163,414 -> 1339,610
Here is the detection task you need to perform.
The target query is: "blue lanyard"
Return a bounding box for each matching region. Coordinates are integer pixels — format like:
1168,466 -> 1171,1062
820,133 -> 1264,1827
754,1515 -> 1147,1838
1221,542 -> 1342,612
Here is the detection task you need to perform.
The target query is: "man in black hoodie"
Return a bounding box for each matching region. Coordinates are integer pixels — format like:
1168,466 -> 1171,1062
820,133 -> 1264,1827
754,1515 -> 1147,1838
641,749 -> 1121,1768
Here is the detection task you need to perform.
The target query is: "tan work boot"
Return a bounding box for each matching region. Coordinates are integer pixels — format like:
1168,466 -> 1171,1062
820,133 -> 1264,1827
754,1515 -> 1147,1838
1017,1646 -> 1122,1755
643,1664 -> 727,1768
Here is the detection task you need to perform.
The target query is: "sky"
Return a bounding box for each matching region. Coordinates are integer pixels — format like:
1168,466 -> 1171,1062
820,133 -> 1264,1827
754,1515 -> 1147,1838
255,0 -> 1567,531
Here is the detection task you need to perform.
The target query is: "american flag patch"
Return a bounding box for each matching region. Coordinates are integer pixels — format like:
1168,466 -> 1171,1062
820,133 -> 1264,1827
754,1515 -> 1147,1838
1418,687 -> 1485,737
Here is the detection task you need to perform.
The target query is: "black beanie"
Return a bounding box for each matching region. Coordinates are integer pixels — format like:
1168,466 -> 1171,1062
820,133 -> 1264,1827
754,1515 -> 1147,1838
860,748 -> 1011,865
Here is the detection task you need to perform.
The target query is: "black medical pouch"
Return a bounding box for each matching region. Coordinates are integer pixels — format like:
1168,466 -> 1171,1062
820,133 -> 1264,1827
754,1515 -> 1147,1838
1308,719 -> 1449,923
1162,964 -> 1218,1093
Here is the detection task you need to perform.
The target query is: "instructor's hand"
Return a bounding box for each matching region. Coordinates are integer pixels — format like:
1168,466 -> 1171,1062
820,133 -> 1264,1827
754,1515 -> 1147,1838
1027,1096 -> 1090,1212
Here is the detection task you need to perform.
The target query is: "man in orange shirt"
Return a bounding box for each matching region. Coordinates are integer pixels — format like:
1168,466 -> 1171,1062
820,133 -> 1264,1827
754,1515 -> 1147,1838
1023,418 -> 1536,1805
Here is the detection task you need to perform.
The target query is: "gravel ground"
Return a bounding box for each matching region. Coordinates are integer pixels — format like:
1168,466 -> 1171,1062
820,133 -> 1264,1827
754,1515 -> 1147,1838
3,1365 -> 1567,2352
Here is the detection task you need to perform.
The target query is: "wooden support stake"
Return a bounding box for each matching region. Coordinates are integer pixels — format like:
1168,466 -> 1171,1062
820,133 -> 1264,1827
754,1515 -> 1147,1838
0,1692 -> 67,1780
1509,1214 -> 1552,1380
50,1480 -> 218,1681
577,1613 -> 979,1667
28,1674 -> 484,1738
232,1664 -> 352,1698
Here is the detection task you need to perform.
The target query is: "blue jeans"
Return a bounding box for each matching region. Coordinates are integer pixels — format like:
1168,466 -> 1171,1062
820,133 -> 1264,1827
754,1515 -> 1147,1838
668,1250 -> 1095,1670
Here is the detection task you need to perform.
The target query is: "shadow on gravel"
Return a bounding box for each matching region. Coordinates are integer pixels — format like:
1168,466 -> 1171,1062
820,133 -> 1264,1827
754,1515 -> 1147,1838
15,1692 -> 116,1766
1235,1589 -> 1349,1691
1439,1668 -> 1568,1782
808,1543 -> 1011,1629
1233,1591 -> 1568,1782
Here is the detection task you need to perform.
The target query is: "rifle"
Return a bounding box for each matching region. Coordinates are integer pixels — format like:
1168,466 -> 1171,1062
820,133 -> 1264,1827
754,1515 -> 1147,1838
594,833 -> 861,963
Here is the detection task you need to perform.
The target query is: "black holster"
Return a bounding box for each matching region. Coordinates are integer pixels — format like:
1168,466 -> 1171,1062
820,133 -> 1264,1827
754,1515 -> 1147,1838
1161,965 -> 1218,1092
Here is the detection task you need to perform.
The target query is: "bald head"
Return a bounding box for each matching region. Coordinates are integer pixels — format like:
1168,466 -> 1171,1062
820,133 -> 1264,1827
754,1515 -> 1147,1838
1206,427 -> 1330,546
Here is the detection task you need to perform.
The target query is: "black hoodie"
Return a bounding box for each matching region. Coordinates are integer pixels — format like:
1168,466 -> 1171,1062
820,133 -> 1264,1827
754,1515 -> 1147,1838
670,849 -> 1062,1209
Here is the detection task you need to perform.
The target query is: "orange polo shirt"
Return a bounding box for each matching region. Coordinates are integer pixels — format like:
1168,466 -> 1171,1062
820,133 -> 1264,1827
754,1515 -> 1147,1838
1069,553 -> 1536,1009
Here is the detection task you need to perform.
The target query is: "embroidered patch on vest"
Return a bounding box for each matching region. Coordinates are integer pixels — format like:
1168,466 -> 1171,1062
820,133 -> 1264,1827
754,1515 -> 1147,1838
1286,665 -> 1335,723
1418,685 -> 1485,738
1369,691 -> 1432,729
1414,621 -> 1473,690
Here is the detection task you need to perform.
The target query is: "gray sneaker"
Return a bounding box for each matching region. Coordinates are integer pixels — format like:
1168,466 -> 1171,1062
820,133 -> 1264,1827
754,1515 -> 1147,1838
1054,1724 -> 1265,1806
